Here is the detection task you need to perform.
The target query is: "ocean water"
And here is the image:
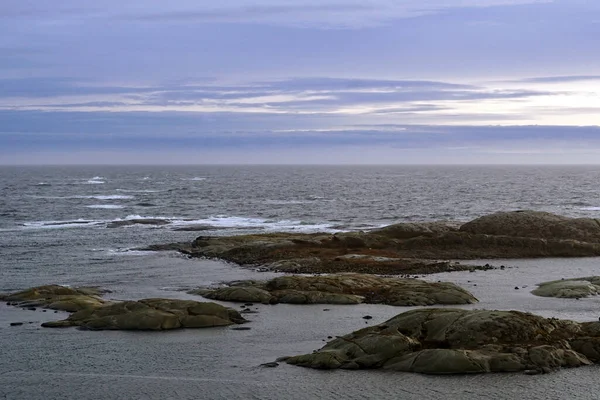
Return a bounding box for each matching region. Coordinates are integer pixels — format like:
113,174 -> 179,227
2,165 -> 600,399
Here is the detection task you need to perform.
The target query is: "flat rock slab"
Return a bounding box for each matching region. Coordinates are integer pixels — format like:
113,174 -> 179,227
191,273 -> 478,306
532,277 -> 600,298
2,285 -> 106,312
42,298 -> 246,330
3,285 -> 247,331
285,308 -> 600,375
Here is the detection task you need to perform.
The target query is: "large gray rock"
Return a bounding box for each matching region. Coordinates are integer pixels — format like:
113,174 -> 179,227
532,277 -> 600,298
285,308 -> 593,375
460,211 -> 600,243
3,285 -> 106,312
42,298 -> 246,330
192,274 -> 477,306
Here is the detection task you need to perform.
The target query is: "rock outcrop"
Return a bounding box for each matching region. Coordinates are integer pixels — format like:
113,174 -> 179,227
532,277 -> 600,299
2,285 -> 106,312
42,298 -> 246,330
3,285 -> 246,331
460,211 -> 600,243
284,308 -> 599,375
145,211 -> 600,274
191,274 -> 478,306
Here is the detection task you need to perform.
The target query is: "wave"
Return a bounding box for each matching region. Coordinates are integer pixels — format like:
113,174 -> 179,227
80,195 -> 133,200
86,205 -> 125,209
182,177 -> 207,181
35,182 -> 52,186
21,214 -> 339,233
22,219 -> 102,229
169,215 -> 337,233
580,207 -> 600,211
116,189 -> 160,193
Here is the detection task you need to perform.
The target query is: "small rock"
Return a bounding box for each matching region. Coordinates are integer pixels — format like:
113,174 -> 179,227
244,303 -> 254,306
10,322 -> 24,326
240,309 -> 258,314
323,309 -> 330,311
231,327 -> 252,331
500,265 -> 506,270
515,287 -> 519,290
54,311 -> 58,313
5,302 -> 10,306
42,310 -> 47,312
27,307 -> 36,311
363,315 -> 373,320
327,336 -> 333,339
524,369 -> 541,375
260,362 -> 279,368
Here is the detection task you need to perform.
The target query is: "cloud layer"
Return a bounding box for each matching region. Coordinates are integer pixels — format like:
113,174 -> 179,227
1,0 -> 600,163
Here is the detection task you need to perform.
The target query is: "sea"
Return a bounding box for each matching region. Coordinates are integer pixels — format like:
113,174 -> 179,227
2,165 -> 600,399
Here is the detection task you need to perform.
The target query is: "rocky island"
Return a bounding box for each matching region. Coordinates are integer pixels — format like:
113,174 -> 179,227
282,308 -> 600,375
145,211 -> 600,275
191,273 -> 478,306
2,285 -> 246,330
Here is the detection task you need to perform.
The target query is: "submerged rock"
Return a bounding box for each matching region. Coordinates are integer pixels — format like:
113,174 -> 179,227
532,277 -> 600,298
285,308 -> 595,375
42,298 -> 246,330
191,274 -> 478,306
2,285 -> 106,312
106,218 -> 171,228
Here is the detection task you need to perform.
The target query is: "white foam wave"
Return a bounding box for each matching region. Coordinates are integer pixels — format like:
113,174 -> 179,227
580,207 -> 600,211
35,182 -> 51,186
86,204 -> 125,209
22,214 -> 337,233
116,189 -> 160,193
86,180 -> 105,184
182,177 -> 207,181
22,219 -> 103,229
265,200 -> 314,205
106,248 -> 156,256
170,215 -> 337,233
81,195 -> 133,200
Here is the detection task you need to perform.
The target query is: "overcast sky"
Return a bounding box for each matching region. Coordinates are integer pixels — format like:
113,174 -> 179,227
1,0 -> 600,164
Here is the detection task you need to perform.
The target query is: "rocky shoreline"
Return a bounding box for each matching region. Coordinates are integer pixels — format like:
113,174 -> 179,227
144,210 -> 600,275
6,210 -> 600,376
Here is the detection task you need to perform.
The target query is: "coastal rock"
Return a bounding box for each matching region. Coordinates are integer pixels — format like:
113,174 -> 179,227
285,308 -> 593,375
372,222 -> 459,240
460,211 -> 600,243
3,285 -> 106,312
42,298 -> 246,330
532,277 -> 600,298
192,274 -> 478,306
147,211 -> 600,274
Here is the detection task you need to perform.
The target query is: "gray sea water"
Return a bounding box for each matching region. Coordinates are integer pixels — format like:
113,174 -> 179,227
2,165 -> 600,399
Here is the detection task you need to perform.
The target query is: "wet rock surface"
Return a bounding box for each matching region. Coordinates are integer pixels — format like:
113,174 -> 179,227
42,299 -> 246,330
190,274 -> 478,306
284,308 -> 599,375
146,211 -> 600,275
3,285 -> 246,331
1,285 -> 107,312
532,277 -> 600,299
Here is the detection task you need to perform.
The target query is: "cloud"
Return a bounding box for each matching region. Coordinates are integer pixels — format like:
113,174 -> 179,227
0,0 -> 554,29
513,76 -> 600,84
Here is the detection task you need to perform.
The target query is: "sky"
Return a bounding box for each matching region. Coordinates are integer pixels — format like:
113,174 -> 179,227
1,0 -> 600,164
